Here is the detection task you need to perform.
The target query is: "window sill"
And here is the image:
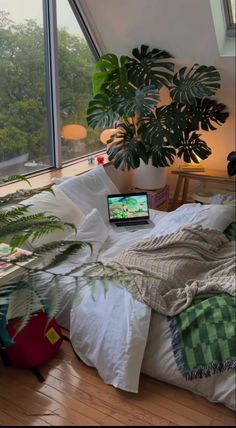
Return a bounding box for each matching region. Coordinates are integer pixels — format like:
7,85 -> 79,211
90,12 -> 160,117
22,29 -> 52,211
0,151 -> 109,197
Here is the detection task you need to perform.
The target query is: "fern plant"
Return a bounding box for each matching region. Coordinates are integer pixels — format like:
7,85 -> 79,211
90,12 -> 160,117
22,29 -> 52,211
0,175 -> 92,340
0,175 -> 157,341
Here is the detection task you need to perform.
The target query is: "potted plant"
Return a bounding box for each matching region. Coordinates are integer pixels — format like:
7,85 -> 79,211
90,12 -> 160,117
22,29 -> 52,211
87,45 -> 229,172
227,151 -> 236,177
0,175 -> 91,337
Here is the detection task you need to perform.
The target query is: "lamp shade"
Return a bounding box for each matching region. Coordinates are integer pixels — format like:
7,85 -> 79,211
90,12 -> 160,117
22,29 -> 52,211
100,128 -> 123,145
61,124 -> 87,141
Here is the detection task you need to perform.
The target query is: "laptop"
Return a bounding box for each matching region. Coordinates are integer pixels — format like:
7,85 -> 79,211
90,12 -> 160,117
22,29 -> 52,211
107,192 -> 154,230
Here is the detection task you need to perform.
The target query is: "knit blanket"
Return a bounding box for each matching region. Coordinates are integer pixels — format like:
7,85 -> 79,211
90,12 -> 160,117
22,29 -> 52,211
168,294 -> 236,379
105,226 -> 235,316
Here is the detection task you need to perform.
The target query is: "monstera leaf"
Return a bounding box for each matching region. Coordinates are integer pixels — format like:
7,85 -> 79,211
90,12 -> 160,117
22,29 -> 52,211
92,53 -> 128,96
176,131 -> 212,163
170,64 -> 221,104
107,123 -> 148,170
187,99 -> 229,131
87,93 -> 119,128
127,44 -> 174,88
113,85 -> 160,118
139,106 -> 183,147
227,151 -> 236,176
151,146 -> 176,167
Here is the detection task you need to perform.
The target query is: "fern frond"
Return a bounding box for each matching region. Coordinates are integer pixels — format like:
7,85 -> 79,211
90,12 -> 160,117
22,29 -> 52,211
0,205 -> 33,223
0,186 -> 54,207
0,218 -> 76,248
0,175 -> 30,186
45,241 -> 92,269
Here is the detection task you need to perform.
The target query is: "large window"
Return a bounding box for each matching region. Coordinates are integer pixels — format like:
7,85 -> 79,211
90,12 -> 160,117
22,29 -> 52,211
0,0 -> 103,177
223,0 -> 236,35
57,0 -> 102,163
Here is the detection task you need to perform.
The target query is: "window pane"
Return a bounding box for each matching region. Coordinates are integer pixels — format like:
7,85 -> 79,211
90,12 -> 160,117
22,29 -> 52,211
0,0 -> 52,177
230,0 -> 235,23
57,0 -> 103,163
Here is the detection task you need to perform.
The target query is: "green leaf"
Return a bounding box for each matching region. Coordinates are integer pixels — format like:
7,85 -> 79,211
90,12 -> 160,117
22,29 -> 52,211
176,131 -> 212,162
127,44 -> 174,89
87,94 -> 118,128
139,106 -> 183,147
185,99 -> 229,131
0,175 -> 30,186
151,146 -> 176,167
92,53 -> 129,95
170,64 -> 221,104
107,123 -> 141,170
227,151 -> 236,176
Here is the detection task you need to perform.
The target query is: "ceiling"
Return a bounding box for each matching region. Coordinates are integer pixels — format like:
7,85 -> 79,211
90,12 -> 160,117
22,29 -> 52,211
79,0 -> 235,63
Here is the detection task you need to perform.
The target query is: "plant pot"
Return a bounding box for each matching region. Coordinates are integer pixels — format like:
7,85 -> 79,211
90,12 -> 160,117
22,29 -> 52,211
131,159 -> 167,190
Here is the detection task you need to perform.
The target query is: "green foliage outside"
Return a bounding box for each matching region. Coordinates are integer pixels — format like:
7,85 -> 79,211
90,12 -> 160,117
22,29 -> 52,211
0,11 -> 102,169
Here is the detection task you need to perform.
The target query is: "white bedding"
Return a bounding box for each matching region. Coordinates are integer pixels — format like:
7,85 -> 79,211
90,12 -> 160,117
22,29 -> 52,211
67,206 -> 236,411
33,166 -> 235,411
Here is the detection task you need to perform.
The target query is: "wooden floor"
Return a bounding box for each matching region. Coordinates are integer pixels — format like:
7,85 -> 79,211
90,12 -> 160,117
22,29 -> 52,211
0,340 -> 235,426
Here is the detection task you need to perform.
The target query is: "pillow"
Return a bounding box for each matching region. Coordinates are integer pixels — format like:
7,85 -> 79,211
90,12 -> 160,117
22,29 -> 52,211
43,207 -> 108,276
192,204 -> 235,231
148,203 -> 235,238
55,166 -> 120,223
21,187 -> 85,249
65,208 -> 109,262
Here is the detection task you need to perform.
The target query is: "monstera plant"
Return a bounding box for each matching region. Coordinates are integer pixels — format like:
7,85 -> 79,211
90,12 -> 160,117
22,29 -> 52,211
227,151 -> 236,176
87,45 -> 229,170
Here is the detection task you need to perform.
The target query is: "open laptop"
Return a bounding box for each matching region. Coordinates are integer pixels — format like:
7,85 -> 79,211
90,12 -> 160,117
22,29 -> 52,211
107,192 -> 154,230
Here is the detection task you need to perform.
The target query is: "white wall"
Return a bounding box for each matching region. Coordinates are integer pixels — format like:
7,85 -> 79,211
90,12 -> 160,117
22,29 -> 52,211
82,0 -> 235,198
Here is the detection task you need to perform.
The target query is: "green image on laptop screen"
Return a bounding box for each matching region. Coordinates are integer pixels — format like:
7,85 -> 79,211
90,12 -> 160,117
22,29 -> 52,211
108,194 -> 149,221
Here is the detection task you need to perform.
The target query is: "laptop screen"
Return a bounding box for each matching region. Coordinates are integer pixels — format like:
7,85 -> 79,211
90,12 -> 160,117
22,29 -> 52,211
107,193 -> 149,222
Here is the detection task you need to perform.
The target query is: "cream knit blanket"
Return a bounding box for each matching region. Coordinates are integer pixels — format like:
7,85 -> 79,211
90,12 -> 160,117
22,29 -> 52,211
105,226 -> 236,316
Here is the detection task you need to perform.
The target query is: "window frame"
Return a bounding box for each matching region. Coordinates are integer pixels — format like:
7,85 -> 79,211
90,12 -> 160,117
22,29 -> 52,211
223,0 -> 236,37
42,0 -> 104,171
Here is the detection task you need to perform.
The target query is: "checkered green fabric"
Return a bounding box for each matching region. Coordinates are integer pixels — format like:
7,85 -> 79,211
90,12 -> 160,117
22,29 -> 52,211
168,294 -> 236,380
224,222 -> 236,241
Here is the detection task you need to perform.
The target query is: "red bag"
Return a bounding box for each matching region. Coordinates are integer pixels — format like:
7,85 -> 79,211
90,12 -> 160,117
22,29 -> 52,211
5,311 -> 63,369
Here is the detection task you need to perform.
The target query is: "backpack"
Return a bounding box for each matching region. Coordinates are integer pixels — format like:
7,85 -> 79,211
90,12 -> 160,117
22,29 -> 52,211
1,311 -> 63,370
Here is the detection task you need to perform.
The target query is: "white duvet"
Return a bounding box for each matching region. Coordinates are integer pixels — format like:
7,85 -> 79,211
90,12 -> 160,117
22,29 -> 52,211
40,203 -> 235,411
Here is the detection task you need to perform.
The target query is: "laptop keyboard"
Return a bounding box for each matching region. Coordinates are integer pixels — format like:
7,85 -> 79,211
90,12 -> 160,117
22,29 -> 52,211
116,220 -> 149,227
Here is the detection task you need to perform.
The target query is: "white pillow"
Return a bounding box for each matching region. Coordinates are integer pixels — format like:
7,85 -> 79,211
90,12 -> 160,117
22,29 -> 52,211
66,208 -> 109,262
21,187 -> 85,248
192,204 -> 235,231
149,203 -> 235,238
55,166 -> 120,223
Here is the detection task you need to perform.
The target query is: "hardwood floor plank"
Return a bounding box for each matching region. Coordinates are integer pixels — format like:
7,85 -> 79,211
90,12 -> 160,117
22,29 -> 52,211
0,369 -> 107,425
0,409 -> 24,426
40,347 -> 236,426
0,340 -> 235,427
141,375 -> 235,424
0,396 -> 51,426
100,415 -> 128,426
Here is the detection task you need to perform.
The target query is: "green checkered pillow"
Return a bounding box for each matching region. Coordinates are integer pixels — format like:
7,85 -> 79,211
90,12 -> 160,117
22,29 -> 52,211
168,294 -> 236,380
224,222 -> 236,241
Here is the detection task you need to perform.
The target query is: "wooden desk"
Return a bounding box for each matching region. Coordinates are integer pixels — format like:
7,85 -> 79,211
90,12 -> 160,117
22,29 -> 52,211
171,168 -> 235,210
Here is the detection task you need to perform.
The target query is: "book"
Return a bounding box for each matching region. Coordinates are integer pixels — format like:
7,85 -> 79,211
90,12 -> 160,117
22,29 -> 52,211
180,166 -> 205,172
0,244 -> 36,286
